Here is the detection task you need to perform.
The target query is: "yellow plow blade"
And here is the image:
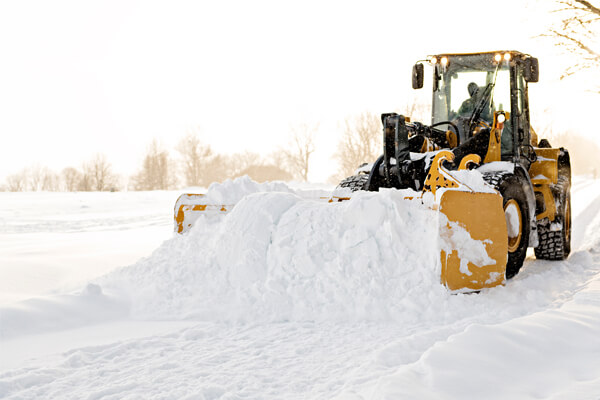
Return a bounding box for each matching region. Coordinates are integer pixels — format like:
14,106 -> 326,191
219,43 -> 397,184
439,190 -> 507,291
174,152 -> 509,293
174,193 -> 231,234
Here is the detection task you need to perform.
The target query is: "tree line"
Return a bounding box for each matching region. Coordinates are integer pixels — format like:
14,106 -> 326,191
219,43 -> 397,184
0,118 -> 316,191
3,154 -> 120,192
3,112 -> 599,193
0,112 -> 391,192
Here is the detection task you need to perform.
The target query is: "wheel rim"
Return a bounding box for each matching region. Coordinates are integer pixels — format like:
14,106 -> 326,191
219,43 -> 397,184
504,199 -> 522,252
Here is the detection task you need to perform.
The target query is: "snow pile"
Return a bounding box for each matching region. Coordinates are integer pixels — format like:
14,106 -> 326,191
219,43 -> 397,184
99,181 -> 467,323
4,178 -> 499,335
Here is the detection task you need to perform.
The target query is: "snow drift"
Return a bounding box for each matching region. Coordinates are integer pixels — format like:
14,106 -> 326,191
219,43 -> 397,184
101,178 -> 451,323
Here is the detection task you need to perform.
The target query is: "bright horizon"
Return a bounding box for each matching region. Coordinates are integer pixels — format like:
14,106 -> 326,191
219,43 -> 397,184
1,0 -> 598,184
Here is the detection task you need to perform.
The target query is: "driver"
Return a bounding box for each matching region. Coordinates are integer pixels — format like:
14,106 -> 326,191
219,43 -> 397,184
457,82 -> 480,117
456,82 -> 492,122
450,81 -> 494,147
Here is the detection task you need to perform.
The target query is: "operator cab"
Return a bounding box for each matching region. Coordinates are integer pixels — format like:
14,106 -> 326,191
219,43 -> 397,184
413,51 -> 538,162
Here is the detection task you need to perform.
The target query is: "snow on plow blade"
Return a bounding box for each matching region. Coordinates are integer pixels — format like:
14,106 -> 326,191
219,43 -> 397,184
174,194 -> 232,234
438,190 -> 507,291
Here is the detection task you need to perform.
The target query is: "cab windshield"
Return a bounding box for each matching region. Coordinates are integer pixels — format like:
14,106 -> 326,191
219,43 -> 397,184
431,53 -> 511,144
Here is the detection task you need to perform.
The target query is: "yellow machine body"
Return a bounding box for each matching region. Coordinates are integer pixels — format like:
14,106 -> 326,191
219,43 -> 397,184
529,147 -> 560,222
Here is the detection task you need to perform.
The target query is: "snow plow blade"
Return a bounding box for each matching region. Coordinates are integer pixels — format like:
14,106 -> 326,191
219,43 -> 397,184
174,188 -> 508,291
174,194 -> 231,234
438,190 -> 508,291
174,152 -> 508,292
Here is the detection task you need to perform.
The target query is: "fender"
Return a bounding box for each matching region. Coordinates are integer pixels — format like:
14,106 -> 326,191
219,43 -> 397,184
365,154 -> 386,192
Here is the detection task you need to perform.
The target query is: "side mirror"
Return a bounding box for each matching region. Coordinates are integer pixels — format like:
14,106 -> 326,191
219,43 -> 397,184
524,57 -> 539,83
412,63 -> 424,89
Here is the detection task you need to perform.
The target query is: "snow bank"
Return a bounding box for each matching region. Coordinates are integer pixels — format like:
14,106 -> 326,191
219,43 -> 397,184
101,183 -> 453,322
5,178 -> 483,335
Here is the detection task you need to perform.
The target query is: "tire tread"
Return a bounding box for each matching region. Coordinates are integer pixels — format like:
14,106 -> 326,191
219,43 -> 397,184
337,174 -> 369,192
534,176 -> 570,260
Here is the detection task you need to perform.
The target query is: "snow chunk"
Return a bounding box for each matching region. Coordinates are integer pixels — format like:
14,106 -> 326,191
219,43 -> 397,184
477,161 -> 515,174
447,169 -> 497,193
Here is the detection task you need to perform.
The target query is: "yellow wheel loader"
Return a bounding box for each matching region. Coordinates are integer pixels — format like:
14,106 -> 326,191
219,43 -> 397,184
175,51 -> 571,293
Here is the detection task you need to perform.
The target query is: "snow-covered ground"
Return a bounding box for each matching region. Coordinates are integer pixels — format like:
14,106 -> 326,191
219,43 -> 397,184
1,176 -> 599,399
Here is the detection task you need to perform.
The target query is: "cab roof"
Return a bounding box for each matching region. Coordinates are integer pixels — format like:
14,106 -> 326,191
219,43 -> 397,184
429,50 -> 531,59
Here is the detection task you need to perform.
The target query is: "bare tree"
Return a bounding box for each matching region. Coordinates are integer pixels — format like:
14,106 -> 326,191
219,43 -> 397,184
61,167 -> 81,191
176,132 -> 226,186
334,112 -> 381,179
281,123 -> 317,182
236,164 -> 293,183
89,154 -> 117,191
545,0 -> 600,81
78,162 -> 94,191
201,153 -> 229,186
41,170 -> 60,191
27,165 -> 47,191
5,170 -> 28,191
400,97 -> 430,124
132,139 -> 177,190
227,151 -> 264,179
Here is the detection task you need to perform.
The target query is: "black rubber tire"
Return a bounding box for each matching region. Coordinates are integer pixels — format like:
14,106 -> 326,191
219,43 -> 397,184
337,174 -> 369,192
534,178 -> 571,260
483,172 -> 531,279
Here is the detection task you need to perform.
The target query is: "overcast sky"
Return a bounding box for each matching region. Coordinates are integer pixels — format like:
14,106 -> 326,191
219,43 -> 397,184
0,0 -> 597,183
